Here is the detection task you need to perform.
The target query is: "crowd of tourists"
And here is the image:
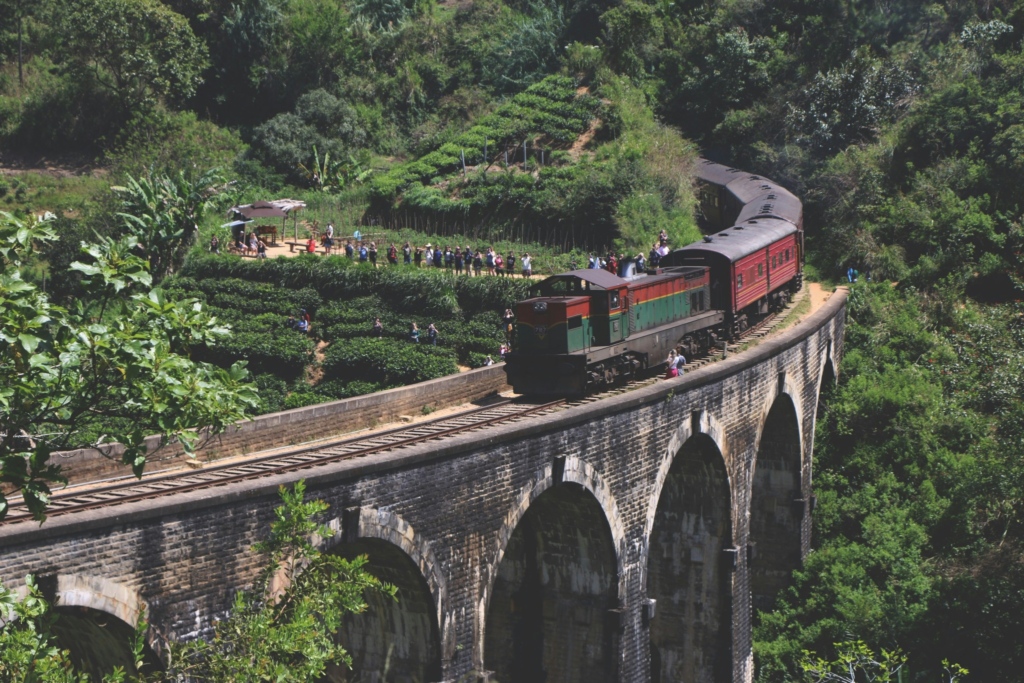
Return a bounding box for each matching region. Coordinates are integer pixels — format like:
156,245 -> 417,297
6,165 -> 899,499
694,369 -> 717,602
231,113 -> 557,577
302,221 -> 536,278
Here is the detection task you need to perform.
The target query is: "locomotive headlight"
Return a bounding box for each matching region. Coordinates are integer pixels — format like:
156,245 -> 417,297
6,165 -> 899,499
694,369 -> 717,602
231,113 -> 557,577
533,302 -> 548,313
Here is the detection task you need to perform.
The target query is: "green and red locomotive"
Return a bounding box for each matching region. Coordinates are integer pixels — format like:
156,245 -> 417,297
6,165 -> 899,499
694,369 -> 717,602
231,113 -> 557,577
503,159 -> 804,396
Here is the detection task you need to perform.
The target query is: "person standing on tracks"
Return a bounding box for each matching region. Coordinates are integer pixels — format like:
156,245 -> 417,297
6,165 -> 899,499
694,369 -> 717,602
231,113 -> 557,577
674,350 -> 686,374
665,350 -> 679,378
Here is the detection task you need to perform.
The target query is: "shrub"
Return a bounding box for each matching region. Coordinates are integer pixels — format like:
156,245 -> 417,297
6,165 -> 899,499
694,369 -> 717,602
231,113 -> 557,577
322,338 -> 458,386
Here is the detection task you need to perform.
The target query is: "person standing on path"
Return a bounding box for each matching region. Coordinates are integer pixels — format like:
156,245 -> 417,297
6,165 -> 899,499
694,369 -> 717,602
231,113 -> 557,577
521,253 -> 532,278
324,222 -> 335,255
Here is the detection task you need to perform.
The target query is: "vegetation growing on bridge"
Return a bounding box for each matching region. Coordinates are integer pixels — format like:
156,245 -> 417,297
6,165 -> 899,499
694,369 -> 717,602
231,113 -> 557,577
0,481 -> 393,681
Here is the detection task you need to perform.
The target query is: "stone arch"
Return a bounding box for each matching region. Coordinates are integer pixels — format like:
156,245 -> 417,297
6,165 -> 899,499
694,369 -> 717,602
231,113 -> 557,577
748,385 -> 804,617
488,458 -> 628,579
646,422 -> 735,683
646,409 -> 730,544
50,574 -> 148,628
483,461 -> 623,683
39,575 -> 162,678
322,509 -> 444,683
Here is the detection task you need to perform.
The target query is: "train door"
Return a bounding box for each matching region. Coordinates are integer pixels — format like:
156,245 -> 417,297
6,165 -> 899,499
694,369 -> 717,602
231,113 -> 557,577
609,288 -> 626,343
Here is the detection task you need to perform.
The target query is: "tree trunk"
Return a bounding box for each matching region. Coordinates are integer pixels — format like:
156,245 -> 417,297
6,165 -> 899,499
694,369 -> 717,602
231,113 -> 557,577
18,10 -> 23,87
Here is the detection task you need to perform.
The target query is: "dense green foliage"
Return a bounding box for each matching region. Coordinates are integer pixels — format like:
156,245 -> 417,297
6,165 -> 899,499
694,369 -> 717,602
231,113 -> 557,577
0,212 -> 258,521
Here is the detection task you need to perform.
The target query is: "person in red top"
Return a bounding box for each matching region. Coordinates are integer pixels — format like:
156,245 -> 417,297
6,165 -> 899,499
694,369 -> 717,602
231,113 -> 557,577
607,253 -> 618,275
306,236 -> 317,253
388,243 -> 398,265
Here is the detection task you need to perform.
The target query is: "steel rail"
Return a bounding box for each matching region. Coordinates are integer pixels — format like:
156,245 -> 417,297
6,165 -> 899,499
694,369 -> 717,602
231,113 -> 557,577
1,399 -> 563,526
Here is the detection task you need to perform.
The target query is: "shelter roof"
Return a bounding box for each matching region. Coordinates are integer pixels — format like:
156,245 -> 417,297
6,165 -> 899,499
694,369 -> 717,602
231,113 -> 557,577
228,199 -> 306,219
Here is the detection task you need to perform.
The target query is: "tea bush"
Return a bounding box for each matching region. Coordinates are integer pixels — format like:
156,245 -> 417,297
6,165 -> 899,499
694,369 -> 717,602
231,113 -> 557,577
322,338 -> 459,387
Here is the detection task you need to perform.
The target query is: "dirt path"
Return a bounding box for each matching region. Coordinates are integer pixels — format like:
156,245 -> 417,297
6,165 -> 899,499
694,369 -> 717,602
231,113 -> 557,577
808,282 -> 831,313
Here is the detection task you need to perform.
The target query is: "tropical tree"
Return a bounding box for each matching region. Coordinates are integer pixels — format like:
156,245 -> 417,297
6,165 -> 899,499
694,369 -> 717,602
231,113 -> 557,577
0,212 -> 257,521
47,0 -> 208,113
112,168 -> 226,282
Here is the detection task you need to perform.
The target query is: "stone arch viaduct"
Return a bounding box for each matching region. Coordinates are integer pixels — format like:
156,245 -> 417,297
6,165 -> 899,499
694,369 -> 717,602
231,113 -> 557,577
0,289 -> 846,683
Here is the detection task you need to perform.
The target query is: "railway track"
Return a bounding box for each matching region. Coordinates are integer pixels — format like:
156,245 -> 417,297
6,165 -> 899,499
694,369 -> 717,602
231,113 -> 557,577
0,399 -> 564,527
2,287 -> 808,528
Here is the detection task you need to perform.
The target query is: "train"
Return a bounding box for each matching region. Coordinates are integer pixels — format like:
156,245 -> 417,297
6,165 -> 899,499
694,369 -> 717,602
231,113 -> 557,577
503,158 -> 805,396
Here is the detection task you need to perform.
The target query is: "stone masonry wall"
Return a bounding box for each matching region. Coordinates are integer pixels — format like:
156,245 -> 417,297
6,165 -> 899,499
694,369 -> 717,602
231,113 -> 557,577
51,364 -> 510,486
0,290 -> 847,683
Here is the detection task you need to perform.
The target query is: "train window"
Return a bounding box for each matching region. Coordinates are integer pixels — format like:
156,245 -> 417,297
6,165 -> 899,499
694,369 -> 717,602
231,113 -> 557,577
610,292 -> 620,309
690,292 -> 705,312
772,255 -> 777,270
568,315 -> 583,329
786,249 -> 790,261
737,273 -> 744,288
758,263 -> 764,277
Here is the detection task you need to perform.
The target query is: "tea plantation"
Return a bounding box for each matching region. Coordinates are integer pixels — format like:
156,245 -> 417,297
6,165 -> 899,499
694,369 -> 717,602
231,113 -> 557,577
165,254 -> 531,413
